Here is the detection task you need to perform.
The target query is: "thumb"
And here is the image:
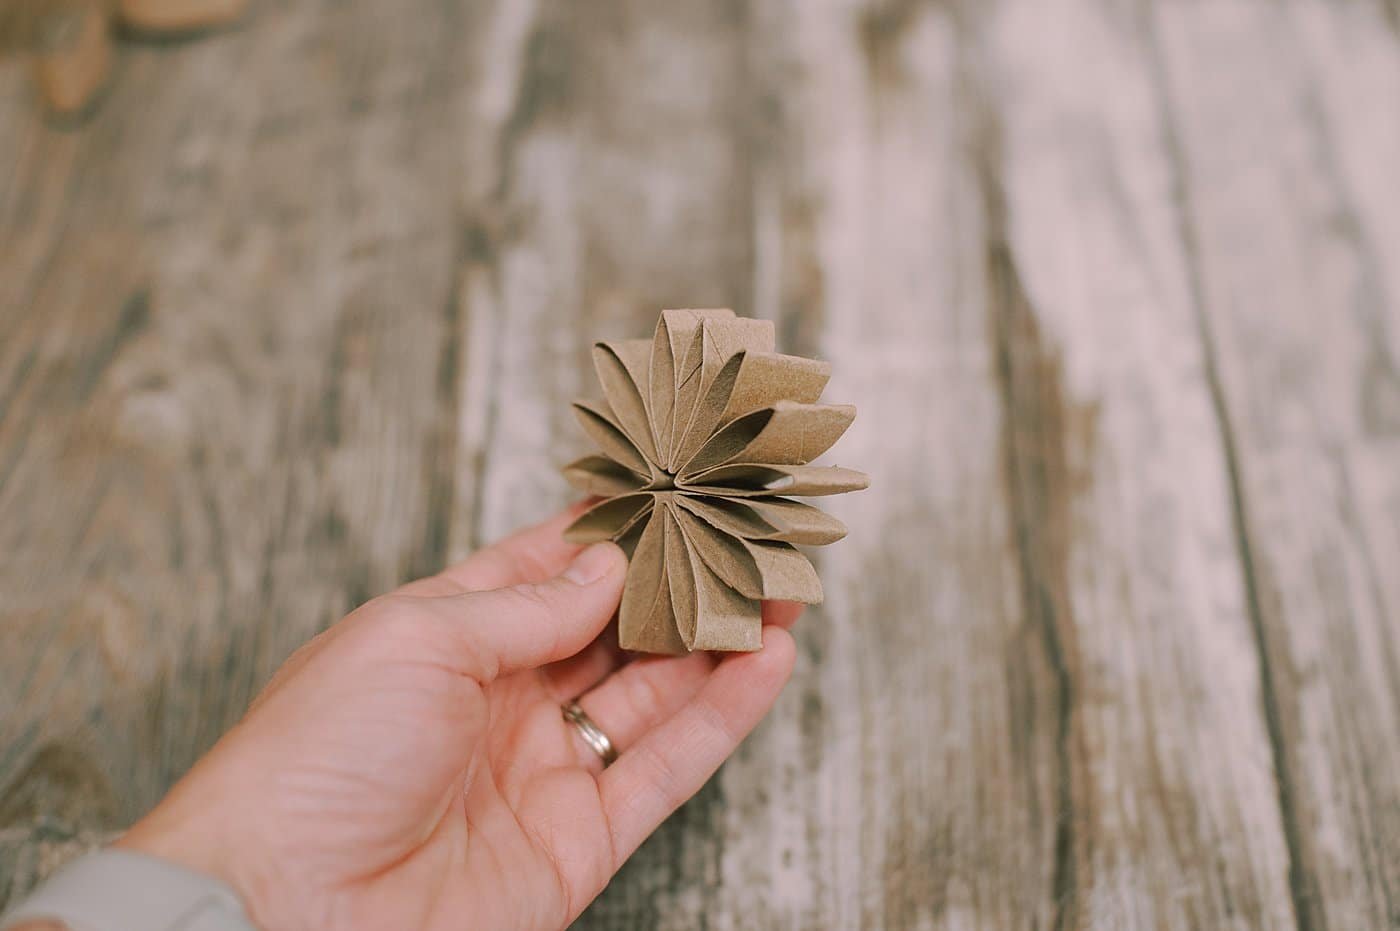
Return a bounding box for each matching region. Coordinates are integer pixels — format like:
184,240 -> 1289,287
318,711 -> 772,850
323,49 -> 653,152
429,541 -> 627,679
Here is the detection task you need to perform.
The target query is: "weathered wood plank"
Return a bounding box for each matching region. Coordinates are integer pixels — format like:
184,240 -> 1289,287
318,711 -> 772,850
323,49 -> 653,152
451,3 -> 777,926
971,2 -> 1304,925
706,3 -> 1061,926
1148,1 -> 1400,925
0,0 -> 523,905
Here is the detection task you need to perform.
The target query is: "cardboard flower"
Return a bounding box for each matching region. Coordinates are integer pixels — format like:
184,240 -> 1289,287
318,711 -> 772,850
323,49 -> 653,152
562,309 -> 868,654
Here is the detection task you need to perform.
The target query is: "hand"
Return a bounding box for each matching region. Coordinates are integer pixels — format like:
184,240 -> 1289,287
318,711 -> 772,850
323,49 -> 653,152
115,504 -> 801,930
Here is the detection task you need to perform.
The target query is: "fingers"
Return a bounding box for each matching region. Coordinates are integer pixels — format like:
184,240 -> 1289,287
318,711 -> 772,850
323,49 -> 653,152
598,626 -> 796,864
398,500 -> 595,596
544,600 -> 803,709
541,635 -> 627,702
563,652 -> 719,771
426,542 -> 627,679
762,600 -> 804,631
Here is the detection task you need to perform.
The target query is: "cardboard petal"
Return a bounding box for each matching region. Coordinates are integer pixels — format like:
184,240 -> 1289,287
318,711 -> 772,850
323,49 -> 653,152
702,317 -> 775,366
618,509 -> 688,654
650,309 -> 734,469
686,544 -> 763,652
740,539 -> 824,603
670,351 -> 747,469
668,328 -> 707,469
674,330 -> 806,467
739,497 -> 848,544
593,340 -> 660,466
677,493 -> 848,545
616,514 -> 648,559
680,464 -> 870,497
680,401 -> 857,477
717,352 -> 830,425
673,505 -> 755,595
563,456 -> 649,497
563,493 -> 654,543
663,503 -> 698,647
572,401 -> 652,478
674,507 -> 824,603
674,319 -> 776,453
648,319 -> 677,466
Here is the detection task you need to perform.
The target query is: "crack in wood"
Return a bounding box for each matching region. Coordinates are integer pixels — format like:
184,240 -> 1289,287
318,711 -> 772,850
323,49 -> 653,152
404,221 -> 470,580
462,228 -> 504,557
987,237 -> 1082,931
74,287 -> 150,401
1141,8 -> 1326,929
963,15 -> 1084,926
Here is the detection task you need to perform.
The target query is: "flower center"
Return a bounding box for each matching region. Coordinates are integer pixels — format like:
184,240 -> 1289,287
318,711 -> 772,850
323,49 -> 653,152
652,470 -> 677,492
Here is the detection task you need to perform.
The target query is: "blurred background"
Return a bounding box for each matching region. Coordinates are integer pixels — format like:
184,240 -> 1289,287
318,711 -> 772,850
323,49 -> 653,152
2,1 -> 1399,928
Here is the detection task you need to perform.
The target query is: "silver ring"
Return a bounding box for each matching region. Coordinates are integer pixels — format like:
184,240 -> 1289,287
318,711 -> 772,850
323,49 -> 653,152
562,700 -> 618,767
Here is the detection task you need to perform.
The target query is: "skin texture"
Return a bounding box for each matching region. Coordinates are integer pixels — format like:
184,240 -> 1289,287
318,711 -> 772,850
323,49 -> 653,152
103,503 -> 801,930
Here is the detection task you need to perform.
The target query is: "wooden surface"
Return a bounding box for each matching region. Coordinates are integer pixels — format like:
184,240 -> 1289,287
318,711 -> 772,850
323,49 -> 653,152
2,1 -> 1398,927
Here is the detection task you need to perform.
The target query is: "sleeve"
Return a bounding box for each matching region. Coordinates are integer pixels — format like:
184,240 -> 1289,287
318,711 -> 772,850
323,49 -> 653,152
0,849 -> 256,931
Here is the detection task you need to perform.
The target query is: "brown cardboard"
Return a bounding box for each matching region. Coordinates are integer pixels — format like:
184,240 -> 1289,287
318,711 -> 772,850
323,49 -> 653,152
563,309 -> 869,653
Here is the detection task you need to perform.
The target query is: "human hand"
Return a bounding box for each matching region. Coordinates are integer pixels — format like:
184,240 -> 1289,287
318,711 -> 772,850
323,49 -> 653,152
115,503 -> 800,930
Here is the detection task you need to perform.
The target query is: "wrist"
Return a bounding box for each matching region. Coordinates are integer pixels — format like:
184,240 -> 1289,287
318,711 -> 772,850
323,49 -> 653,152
115,817 -> 239,899
113,751 -> 274,928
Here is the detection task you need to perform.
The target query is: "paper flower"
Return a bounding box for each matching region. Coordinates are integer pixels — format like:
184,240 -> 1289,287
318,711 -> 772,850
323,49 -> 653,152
562,309 -> 868,654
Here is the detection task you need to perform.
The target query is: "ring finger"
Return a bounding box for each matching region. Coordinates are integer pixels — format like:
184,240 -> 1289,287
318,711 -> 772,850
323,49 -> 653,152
562,650 -> 719,773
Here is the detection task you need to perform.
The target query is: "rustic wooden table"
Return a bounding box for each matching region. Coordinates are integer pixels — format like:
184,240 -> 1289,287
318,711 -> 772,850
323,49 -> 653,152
2,2 -> 1398,928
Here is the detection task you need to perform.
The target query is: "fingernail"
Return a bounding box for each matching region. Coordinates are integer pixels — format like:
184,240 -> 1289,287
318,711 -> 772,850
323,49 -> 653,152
563,543 -> 619,585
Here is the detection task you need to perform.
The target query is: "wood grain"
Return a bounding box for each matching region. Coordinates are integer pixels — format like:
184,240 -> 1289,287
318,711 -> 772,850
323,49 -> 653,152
1149,3 -> 1400,925
0,0 -> 512,902
2,1 -> 1398,928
